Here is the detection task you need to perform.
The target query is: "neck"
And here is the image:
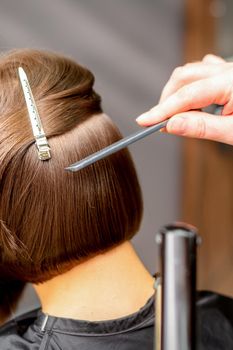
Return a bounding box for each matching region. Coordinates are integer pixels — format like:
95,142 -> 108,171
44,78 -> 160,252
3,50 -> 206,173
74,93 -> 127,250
34,241 -> 154,321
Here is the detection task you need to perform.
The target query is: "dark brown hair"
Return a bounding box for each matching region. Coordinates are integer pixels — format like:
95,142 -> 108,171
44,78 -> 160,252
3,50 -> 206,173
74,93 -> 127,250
0,49 -> 143,283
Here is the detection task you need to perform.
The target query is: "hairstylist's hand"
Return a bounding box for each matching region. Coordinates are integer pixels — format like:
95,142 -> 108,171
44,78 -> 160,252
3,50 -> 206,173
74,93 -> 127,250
136,54 -> 233,145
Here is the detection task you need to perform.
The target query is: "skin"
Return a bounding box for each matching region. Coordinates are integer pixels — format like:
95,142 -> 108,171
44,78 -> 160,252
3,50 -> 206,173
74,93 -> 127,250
136,54 -> 233,146
33,241 -> 155,321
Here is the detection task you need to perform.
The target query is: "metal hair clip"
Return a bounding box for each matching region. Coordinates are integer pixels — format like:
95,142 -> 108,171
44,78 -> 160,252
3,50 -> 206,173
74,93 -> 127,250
18,67 -> 51,161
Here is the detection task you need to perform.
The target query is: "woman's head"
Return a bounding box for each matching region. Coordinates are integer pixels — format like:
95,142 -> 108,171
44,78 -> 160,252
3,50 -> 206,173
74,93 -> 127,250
0,49 -> 143,283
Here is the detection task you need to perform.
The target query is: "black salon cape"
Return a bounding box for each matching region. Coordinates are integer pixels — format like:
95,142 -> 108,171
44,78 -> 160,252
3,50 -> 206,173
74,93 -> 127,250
0,291 -> 233,350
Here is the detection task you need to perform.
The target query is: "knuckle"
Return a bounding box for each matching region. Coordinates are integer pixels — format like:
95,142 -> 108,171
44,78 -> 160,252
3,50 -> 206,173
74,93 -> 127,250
176,84 -> 192,100
196,116 -> 206,138
202,53 -> 219,62
203,54 -> 212,60
171,66 -> 193,86
175,85 -> 196,110
171,66 -> 184,80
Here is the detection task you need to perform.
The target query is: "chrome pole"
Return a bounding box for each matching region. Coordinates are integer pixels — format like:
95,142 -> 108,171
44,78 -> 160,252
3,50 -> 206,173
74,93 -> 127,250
155,223 -> 199,350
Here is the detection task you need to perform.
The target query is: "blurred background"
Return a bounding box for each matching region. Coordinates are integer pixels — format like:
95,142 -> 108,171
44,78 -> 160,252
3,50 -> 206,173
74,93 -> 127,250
0,0 -> 232,297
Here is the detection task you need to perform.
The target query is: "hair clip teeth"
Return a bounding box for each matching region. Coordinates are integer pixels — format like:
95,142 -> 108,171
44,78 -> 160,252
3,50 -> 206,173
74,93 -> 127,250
36,136 -> 51,161
38,147 -> 51,161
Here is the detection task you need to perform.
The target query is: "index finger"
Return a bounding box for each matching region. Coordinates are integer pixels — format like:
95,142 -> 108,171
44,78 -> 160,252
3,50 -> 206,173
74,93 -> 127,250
136,72 -> 233,126
159,63 -> 229,103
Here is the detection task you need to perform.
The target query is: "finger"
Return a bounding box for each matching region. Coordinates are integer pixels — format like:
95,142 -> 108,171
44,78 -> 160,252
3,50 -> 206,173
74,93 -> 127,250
166,111 -> 233,145
159,63 -> 229,103
136,72 -> 233,126
202,54 -> 225,64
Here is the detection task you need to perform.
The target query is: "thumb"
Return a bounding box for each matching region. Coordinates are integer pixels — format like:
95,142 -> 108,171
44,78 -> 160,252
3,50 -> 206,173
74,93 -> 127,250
166,111 -> 233,145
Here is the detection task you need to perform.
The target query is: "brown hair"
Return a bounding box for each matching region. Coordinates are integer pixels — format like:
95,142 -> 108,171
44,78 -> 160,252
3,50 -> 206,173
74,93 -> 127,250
0,49 -> 143,283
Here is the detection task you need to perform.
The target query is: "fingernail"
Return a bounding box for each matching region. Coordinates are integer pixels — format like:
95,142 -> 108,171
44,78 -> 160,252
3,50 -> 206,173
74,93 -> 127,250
136,105 -> 163,125
167,117 -> 186,133
136,112 -> 150,124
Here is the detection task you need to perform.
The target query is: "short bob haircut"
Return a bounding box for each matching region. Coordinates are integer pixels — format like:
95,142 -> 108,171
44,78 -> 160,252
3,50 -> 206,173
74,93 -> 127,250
0,49 -> 143,283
